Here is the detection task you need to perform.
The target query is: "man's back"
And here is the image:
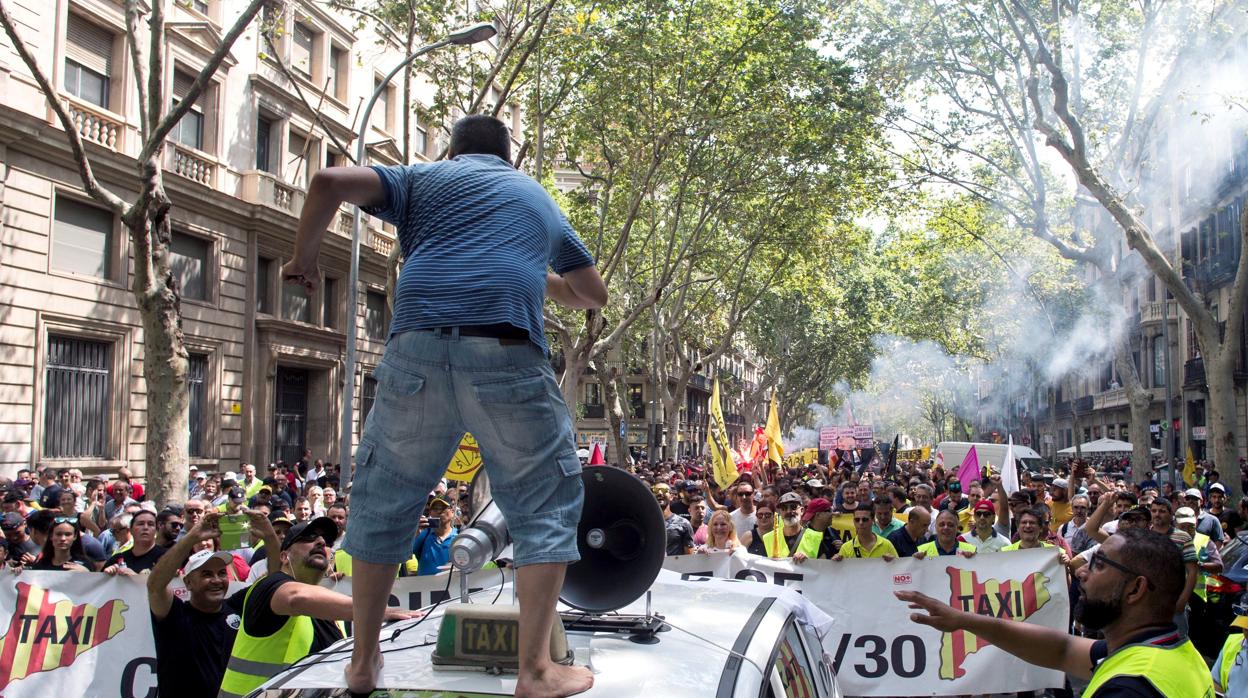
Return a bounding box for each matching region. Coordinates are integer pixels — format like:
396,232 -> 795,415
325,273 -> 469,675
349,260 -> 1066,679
366,155 -> 592,353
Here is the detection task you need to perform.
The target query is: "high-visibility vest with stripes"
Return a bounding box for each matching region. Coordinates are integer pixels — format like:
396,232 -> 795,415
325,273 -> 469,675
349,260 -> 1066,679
1217,632 -> 1244,691
1000,541 -> 1054,552
1193,532 -> 1212,602
794,528 -> 827,559
1082,637 -> 1213,698
916,540 -> 976,557
217,581 -> 344,697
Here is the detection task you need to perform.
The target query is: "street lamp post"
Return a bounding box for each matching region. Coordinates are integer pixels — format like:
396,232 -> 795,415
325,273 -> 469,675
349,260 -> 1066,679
339,22 -> 498,473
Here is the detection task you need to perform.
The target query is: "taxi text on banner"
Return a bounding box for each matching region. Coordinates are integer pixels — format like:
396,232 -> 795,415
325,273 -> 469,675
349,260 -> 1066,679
662,548 -> 1069,697
707,377 -> 738,489
0,571 -> 159,697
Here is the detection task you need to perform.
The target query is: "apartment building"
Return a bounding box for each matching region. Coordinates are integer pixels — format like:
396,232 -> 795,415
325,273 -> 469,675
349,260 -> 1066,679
0,0 -> 512,477
974,38 -> 1248,466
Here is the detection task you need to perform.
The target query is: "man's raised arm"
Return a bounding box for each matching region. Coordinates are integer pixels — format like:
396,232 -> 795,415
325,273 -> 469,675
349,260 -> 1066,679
282,167 -> 388,293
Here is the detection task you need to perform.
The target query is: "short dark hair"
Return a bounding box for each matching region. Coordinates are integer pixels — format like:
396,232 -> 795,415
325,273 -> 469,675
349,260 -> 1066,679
449,114 -> 511,161
1115,528 -> 1185,602
1018,507 -> 1044,526
873,498 -> 893,509
855,503 -> 873,514
1115,491 -> 1138,505
27,509 -> 56,535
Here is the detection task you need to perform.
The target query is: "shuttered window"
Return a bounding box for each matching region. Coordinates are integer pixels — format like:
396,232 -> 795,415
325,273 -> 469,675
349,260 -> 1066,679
64,15 -> 112,107
286,131 -> 308,186
171,232 -> 210,301
257,256 -> 274,313
52,197 -> 112,279
44,336 -> 112,458
361,373 -> 377,430
292,23 -> 313,78
281,279 -> 311,323
365,291 -> 388,340
328,46 -> 346,99
322,277 -> 337,328
188,353 -> 207,457
257,116 -> 274,172
170,70 -> 205,150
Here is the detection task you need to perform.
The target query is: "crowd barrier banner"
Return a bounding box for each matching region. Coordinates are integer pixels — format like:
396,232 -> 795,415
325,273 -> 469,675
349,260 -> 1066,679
663,547 -> 1069,697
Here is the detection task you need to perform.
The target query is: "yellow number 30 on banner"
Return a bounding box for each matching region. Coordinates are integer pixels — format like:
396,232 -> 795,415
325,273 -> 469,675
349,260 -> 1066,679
444,432 -> 483,482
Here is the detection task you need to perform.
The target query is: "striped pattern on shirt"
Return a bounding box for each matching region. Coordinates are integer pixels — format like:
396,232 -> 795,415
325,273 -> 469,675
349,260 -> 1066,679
364,154 -> 595,354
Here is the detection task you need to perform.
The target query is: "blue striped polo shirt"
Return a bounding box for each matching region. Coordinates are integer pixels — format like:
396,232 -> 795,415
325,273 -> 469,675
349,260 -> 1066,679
364,154 -> 595,354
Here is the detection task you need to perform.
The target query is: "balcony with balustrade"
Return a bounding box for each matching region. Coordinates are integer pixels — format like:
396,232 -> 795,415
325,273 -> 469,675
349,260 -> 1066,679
63,96 -> 128,151
240,170 -> 305,215
1139,300 -> 1177,326
165,143 -> 218,188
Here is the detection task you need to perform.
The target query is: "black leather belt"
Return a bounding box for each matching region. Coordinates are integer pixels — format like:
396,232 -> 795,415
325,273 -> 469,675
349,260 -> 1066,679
423,324 -> 529,343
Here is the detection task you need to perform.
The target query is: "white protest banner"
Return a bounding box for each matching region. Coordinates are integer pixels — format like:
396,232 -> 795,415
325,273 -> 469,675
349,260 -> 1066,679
0,570 -> 159,697
663,548 -> 1069,697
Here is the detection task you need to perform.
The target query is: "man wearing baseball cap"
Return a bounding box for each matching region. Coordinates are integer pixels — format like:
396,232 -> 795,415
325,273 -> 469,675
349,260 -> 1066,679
960,499 -> 1011,553
219,517 -> 417,697
762,492 -> 806,558
1183,488 -> 1226,543
412,495 -> 458,576
148,509 -> 279,698
792,497 -> 838,563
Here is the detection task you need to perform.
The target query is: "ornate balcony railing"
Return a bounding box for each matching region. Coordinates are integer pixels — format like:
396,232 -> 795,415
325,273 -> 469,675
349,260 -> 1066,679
167,144 -> 215,187
63,98 -> 123,149
241,171 -> 305,214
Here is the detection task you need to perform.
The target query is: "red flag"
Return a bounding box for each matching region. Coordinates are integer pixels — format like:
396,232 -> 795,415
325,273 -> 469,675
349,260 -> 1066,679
747,428 -> 768,463
588,443 -> 605,465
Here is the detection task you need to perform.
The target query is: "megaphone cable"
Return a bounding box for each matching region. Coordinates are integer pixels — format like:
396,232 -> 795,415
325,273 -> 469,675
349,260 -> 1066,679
655,615 -> 767,677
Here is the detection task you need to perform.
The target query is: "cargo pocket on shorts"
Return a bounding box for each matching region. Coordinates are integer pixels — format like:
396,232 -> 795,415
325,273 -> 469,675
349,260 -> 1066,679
474,373 -> 558,456
373,361 -> 426,447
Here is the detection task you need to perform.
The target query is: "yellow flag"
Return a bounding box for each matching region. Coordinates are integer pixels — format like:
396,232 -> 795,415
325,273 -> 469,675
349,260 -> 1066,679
707,378 -> 737,490
444,432 -> 483,482
1183,446 -> 1197,487
765,393 -> 785,464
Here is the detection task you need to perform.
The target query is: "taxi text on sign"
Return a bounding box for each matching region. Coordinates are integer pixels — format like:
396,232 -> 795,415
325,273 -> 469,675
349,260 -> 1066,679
663,548 -> 1069,697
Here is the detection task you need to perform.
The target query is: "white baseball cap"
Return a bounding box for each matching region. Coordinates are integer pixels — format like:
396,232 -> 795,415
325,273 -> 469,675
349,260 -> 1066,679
182,550 -> 232,580
1184,488 -> 1204,500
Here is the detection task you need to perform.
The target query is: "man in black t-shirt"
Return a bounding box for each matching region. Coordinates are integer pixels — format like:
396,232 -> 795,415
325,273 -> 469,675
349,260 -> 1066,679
654,484 -> 694,555
148,509 -> 280,698
1,513 -> 38,565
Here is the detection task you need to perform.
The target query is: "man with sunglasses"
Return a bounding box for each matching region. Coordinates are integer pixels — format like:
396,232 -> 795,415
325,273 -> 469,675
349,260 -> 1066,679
960,499 -> 1011,553
899,528 -> 1213,697
762,492 -> 807,558
156,508 -> 184,548
728,483 -> 757,539
834,503 -> 898,561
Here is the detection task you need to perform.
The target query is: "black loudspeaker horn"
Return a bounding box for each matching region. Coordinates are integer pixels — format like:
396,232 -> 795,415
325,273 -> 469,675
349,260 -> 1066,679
560,466 -> 666,614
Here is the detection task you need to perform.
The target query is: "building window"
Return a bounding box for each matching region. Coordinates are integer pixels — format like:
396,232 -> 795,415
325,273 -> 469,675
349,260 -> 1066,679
191,0 -> 209,14
415,125 -> 428,158
257,256 -> 274,313
52,196 -> 112,279
365,291 -> 388,340
322,277 -> 337,328
170,70 -> 205,150
629,384 -> 645,419
328,45 -> 347,100
372,77 -> 394,132
286,130 -> 311,187
281,278 -> 311,323
171,232 -> 210,301
64,15 -> 112,108
43,335 -> 112,458
257,115 -> 274,172
187,353 -> 207,457
291,23 -> 314,79
325,149 -> 344,169
361,373 -> 377,430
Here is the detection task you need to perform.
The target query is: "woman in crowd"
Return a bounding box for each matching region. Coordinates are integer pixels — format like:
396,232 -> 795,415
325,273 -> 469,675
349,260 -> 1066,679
697,509 -> 739,553
30,517 -> 92,571
739,504 -> 775,556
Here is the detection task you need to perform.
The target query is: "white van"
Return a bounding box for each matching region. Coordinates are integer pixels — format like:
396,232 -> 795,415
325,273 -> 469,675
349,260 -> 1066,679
936,441 -> 1047,475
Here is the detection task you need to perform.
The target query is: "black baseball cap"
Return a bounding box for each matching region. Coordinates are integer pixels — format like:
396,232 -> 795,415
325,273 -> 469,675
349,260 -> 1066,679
280,516 -> 337,551
0,512 -> 24,530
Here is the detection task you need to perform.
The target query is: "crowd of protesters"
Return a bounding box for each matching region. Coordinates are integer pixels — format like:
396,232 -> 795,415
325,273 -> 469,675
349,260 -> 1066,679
625,450 -> 1248,695
0,453 -> 473,698
3,447 -> 1245,695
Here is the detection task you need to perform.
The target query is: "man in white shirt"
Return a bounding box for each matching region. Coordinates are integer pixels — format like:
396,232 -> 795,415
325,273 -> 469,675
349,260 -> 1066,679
959,499 -> 1010,553
728,483 -> 757,540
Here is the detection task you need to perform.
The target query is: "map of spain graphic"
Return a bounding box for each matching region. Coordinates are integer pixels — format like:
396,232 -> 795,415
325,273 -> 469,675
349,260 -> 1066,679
940,567 -> 1052,679
0,582 -> 127,689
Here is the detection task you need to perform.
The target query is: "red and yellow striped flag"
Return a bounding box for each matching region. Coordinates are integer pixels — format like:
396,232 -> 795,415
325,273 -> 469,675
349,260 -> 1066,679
0,581 -> 128,689
939,567 -> 1052,679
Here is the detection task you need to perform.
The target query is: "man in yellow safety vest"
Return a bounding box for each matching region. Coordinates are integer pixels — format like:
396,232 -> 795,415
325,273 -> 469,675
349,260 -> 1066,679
897,528 -> 1212,697
218,517 -> 417,697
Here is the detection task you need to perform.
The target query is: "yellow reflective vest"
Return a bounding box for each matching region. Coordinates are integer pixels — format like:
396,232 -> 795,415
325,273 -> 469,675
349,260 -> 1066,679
916,539 -> 976,557
1193,532 -> 1212,602
1082,637 -> 1213,698
1217,632 -> 1244,691
218,581 -> 345,697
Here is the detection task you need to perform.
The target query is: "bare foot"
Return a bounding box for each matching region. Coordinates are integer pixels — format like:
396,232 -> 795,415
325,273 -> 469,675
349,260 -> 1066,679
515,662 -> 593,698
344,651 -> 383,694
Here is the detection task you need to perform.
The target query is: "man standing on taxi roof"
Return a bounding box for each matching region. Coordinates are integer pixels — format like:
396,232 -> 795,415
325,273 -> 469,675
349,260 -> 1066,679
281,114 -> 607,697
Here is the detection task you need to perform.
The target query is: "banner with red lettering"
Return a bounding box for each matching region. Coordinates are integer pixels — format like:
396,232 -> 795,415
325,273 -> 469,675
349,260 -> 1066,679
663,548 -> 1069,696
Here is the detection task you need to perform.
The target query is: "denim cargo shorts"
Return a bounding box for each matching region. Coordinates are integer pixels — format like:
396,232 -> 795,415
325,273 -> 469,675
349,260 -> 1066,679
342,328 -> 584,568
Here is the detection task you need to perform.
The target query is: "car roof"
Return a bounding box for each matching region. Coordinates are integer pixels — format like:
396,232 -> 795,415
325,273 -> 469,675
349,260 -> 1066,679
254,576 -> 795,697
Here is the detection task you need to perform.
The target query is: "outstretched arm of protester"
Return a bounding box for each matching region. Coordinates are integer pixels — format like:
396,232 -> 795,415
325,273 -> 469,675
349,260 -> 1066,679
1085,485 -> 1116,544
896,589 -> 1096,679
249,510 -> 282,578
994,481 -> 1010,532
147,511 -> 223,620
271,581 -> 419,622
283,167 -> 387,293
